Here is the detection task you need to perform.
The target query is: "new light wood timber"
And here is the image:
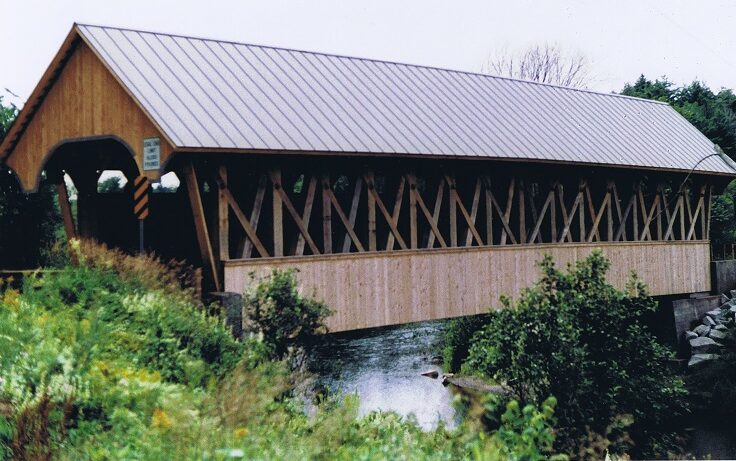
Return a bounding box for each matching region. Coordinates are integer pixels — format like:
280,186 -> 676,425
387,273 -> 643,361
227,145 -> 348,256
343,177 -> 363,253
321,174 -> 332,254
224,241 -> 711,332
218,166 -> 229,261
6,41 -> 173,191
218,176 -> 270,258
387,176 -> 406,250
242,175 -> 267,258
184,162 -> 221,291
272,171 -> 320,255
296,176 -> 318,255
57,180 -> 77,242
271,168 -> 284,256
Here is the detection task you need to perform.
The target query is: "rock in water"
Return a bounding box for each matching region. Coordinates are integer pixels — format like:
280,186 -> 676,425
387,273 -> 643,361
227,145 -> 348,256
688,353 -> 720,369
421,370 -> 439,379
690,336 -> 723,354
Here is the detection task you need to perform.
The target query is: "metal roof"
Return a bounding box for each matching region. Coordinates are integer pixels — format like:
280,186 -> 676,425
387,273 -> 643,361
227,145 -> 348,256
71,24 -> 735,174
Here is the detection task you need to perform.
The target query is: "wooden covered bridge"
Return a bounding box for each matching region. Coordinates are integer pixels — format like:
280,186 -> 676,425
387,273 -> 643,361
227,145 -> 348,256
2,24 -> 735,331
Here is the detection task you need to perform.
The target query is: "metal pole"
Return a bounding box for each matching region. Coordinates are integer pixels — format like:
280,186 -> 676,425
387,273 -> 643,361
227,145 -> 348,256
139,220 -> 145,255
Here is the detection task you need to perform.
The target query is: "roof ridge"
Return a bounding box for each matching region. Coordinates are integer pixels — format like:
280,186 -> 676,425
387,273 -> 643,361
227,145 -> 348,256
75,22 -> 668,106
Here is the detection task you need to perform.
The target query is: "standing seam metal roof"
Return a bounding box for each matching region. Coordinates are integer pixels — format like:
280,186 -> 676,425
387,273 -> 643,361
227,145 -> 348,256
74,23 -> 735,175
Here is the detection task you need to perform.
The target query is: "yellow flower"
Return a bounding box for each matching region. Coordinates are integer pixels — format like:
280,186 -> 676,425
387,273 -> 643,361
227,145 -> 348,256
234,427 -> 248,439
3,289 -> 20,311
151,408 -> 172,429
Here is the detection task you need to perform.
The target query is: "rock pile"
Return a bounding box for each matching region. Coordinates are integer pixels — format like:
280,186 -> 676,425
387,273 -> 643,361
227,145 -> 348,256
686,291 -> 736,369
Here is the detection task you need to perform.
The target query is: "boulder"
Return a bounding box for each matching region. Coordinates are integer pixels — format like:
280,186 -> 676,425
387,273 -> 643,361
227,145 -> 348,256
709,329 -> 729,342
685,331 -> 698,340
730,289 -> 736,299
714,324 -> 728,331
688,353 -> 721,369
421,370 -> 439,379
690,336 -> 723,354
721,294 -> 730,305
694,325 -> 711,336
704,316 -> 717,327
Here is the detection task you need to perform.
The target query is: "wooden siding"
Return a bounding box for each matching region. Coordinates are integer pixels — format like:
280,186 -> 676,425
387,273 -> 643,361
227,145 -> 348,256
7,41 -> 173,191
224,241 -> 710,332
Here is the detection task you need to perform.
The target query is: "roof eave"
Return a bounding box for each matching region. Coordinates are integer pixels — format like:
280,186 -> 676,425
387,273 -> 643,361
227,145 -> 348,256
170,146 -> 736,177
0,25 -> 82,162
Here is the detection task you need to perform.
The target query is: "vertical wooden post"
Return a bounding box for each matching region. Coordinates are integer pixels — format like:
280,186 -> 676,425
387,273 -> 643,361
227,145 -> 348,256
342,176 -> 362,253
483,177 -> 493,246
448,175 -> 457,247
242,175 -> 267,258
57,179 -> 77,242
500,178 -> 515,245
217,165 -> 229,261
578,181 -> 585,242
408,173 -> 418,249
632,184 -> 639,241
518,180 -> 526,244
367,172 -> 377,251
606,182 -> 614,241
679,191 -> 686,240
656,186 -> 664,240
700,185 -> 707,240
271,168 -> 284,257
550,182 -> 557,243
706,184 -> 713,240
183,162 -> 221,292
321,174 -> 332,254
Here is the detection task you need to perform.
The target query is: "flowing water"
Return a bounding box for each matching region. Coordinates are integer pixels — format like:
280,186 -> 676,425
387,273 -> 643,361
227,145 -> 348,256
305,319 -> 459,429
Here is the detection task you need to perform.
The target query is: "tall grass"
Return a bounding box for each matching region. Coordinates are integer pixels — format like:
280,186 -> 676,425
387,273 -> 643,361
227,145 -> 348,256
0,242 -> 561,460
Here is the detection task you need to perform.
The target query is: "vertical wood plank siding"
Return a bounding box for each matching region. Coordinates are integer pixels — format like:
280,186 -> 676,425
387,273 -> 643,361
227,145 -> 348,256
7,41 -> 173,191
225,241 -> 710,332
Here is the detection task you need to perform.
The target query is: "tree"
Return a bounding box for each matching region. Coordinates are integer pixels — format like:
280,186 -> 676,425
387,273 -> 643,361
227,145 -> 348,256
483,44 -> 591,88
97,176 -> 124,193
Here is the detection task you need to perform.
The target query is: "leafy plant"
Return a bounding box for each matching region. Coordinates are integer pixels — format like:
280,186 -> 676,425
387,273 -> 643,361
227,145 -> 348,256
462,251 -> 688,459
443,314 -> 489,373
243,269 -> 332,360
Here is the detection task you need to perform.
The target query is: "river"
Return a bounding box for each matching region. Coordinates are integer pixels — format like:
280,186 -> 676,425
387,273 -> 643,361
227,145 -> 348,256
305,319 -> 736,459
305,319 -> 458,429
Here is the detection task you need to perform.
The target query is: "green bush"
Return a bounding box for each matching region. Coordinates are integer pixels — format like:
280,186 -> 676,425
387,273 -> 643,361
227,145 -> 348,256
462,251 -> 688,459
244,269 -> 332,360
443,314 -> 490,373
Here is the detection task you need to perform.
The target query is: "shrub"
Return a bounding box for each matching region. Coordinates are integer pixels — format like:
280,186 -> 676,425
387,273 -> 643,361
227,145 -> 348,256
244,269 -> 332,360
443,314 -> 490,373
462,251 -> 688,459
0,244 -> 566,460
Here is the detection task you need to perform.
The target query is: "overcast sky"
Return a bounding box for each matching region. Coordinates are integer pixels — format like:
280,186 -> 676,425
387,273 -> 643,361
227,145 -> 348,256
2,0 -> 736,108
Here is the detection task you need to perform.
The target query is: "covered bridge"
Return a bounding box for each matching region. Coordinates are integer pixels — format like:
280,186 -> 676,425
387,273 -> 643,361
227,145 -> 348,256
2,24 -> 735,331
